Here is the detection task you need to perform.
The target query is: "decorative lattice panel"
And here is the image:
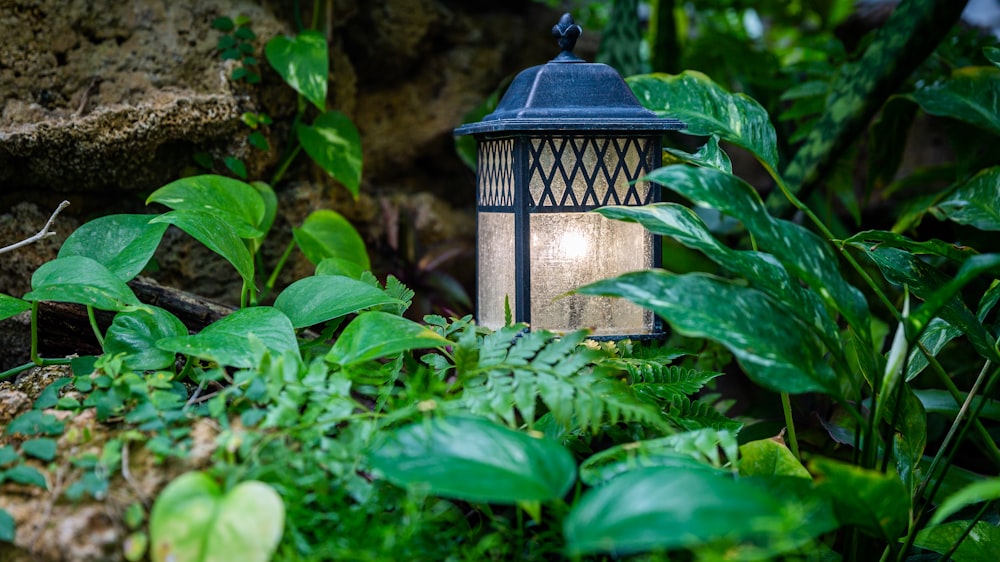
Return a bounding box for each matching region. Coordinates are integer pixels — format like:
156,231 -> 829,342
477,139 -> 515,209
527,136 -> 655,211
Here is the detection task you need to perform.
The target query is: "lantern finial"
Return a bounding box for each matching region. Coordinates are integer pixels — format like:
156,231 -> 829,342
551,13 -> 583,62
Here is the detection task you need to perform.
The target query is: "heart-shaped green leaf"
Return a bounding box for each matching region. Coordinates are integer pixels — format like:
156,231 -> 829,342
0,294 -> 30,321
369,416 -> 576,503
104,306 -> 188,371
738,439 -> 810,479
293,209 -> 369,268
914,521 -> 1000,562
24,256 -> 141,311
157,307 -> 297,368
58,214 -> 167,282
628,71 -> 779,171
265,30 -> 328,111
296,111 -> 363,197
151,210 -> 254,285
327,311 -> 448,366
931,167 -> 1000,231
20,438 -> 57,461
150,472 -> 284,562
146,175 -> 265,239
315,257 -> 366,279
809,458 -> 909,540
273,275 -> 400,329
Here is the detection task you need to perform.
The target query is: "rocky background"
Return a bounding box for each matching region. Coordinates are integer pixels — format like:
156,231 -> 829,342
0,0 -> 590,370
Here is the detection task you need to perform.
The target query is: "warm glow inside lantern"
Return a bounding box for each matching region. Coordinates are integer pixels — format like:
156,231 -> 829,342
455,13 -> 684,339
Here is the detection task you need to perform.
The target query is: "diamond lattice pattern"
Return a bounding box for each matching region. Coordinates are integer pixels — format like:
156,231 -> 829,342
477,139 -> 515,208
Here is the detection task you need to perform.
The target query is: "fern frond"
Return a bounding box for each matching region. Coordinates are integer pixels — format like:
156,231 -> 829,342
628,364 -> 723,402
666,395 -> 743,433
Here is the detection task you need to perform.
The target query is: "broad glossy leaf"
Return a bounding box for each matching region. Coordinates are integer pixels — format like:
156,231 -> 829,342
929,478 -> 1000,526
251,181 -> 278,240
843,229 -> 978,264
565,467 -> 832,556
151,210 -> 254,285
810,458 -> 909,540
104,307 -> 188,371
315,257 -> 366,279
628,71 -> 779,170
59,214 -> 167,281
931,167 -> 1000,231
663,135 -> 732,174
892,386 -> 927,495
909,67 -> 1000,137
738,439 -> 810,479
293,210 -> 369,269
914,521 -> 1000,562
24,256 -> 141,311
645,165 -> 871,344
296,111 -> 363,197
369,416 -> 576,503
327,311 -> 448,366
150,472 -> 284,562
579,271 -> 841,396
913,389 -> 1000,422
265,30 -> 327,111
157,307 -> 297,368
579,429 -> 736,486
146,175 -> 265,239
273,275 -> 401,328
0,294 -> 29,321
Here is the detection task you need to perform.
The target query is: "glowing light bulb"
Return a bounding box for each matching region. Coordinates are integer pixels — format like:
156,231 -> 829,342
557,229 -> 589,260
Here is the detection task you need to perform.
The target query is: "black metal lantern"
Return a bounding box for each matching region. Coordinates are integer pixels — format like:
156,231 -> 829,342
455,13 -> 684,339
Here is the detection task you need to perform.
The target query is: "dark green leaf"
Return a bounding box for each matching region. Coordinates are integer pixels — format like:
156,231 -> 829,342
151,210 -> 254,285
247,131 -> 269,151
914,521 -> 1000,562
909,67 -> 1000,137
368,416 -> 576,503
579,430 -> 735,486
327,311 -> 448,366
220,48 -> 241,61
216,35 -> 236,50
20,438 -> 57,461
59,214 -> 168,281
931,167 -> 1000,231
913,388 -> 1000,422
0,294 -> 30,321
234,26 -> 255,41
231,67 -> 248,81
23,256 -> 141,311
223,156 -> 247,179
296,111 -> 363,197
146,175 -> 265,238
842,230 -> 978,264
628,71 -> 779,171
211,16 -> 234,31
0,507 -> 13,542
0,446 -> 17,466
157,307 -> 298,368
810,458 -> 909,540
264,30 -> 328,111
7,411 -> 65,437
867,96 -> 917,192
273,275 -> 400,329
2,465 -> 47,488
104,307 -> 188,371
663,135 -> 732,174
292,209 -> 369,268
929,477 -> 1000,526
579,271 -> 841,396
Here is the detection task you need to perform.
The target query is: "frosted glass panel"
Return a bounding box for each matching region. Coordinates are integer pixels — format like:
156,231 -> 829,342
478,212 -> 516,330
529,213 -> 653,336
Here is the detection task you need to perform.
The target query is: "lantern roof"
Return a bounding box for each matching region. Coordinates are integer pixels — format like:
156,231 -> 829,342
455,13 -> 685,136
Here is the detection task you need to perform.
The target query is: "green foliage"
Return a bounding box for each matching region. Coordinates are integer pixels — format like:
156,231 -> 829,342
212,15 -> 260,84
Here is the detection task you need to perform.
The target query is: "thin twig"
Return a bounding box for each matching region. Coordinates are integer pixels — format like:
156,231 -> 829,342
0,200 -> 70,254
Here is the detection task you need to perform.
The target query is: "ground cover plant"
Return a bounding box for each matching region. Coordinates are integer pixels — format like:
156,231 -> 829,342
2,0 -> 1000,560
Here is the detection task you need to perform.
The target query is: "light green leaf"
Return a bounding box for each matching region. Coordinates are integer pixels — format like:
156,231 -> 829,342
579,271 -> 841,396
739,439 -> 810,479
931,167 -> 1000,231
368,416 -> 576,503
810,458 -> 909,540
157,307 -> 297,368
908,66 -> 1000,137
315,257 -> 366,279
914,520 -> 1000,562
663,135 -> 733,174
150,472 -> 284,562
628,71 -> 779,170
0,294 -> 30,321
0,508 -> 13,542
930,478 -> 1000,527
293,209 -> 369,269
264,30 -> 328,111
104,307 -> 188,371
24,256 -> 141,311
327,311 -> 448,366
151,210 -> 254,285
146,175 -> 265,239
58,214 -> 167,282
565,467 -> 833,556
272,275 -> 401,328
296,111 -> 363,198
20,438 -> 57,461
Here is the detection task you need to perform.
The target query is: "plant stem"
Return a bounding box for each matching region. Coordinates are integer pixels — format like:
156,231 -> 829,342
937,500 -> 993,562
780,392 -> 800,459
30,301 -> 41,365
86,305 -> 104,346
270,144 -> 302,186
1,358 -> 74,381
264,239 -> 297,298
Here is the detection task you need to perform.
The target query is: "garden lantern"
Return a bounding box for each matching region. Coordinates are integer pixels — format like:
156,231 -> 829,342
455,13 -> 683,338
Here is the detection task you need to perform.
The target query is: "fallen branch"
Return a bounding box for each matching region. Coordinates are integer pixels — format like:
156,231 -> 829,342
0,200 -> 71,254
